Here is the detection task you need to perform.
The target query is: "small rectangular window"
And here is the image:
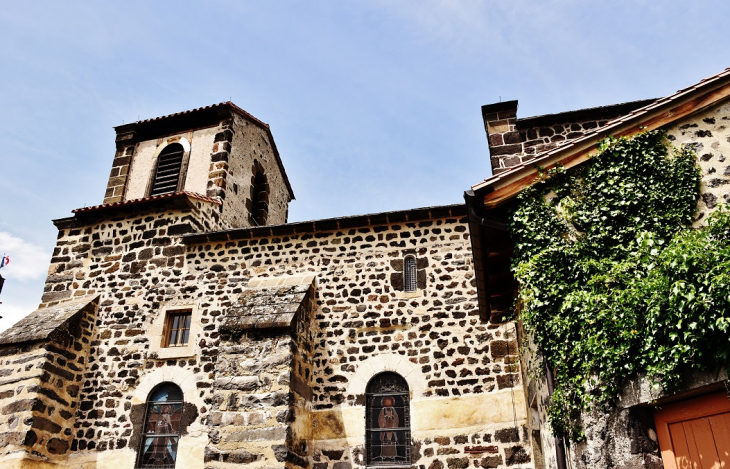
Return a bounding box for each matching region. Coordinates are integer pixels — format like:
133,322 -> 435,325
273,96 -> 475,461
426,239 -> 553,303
404,256 -> 417,292
162,310 -> 192,347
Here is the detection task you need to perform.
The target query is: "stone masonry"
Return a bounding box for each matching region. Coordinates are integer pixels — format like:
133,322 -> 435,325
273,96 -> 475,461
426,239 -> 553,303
0,103 -> 533,469
0,297 -> 97,466
0,201 -> 533,469
482,99 -> 655,174
665,99 -> 730,225
483,82 -> 730,469
106,102 -> 293,228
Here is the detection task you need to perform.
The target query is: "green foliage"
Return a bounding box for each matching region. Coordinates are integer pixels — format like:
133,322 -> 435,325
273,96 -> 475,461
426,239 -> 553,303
510,130 -> 730,441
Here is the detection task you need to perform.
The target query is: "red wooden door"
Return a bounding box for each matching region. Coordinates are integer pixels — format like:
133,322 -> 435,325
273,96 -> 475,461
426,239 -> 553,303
655,391 -> 730,469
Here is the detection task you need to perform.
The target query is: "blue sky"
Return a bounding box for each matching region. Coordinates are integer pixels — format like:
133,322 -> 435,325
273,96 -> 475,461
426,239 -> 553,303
1,0 -> 729,330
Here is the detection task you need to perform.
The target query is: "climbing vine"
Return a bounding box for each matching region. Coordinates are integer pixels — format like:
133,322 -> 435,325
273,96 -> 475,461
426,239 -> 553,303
511,130 -> 730,440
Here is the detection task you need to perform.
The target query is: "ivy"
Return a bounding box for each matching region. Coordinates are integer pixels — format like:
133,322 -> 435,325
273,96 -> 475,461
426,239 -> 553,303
510,130 -> 730,440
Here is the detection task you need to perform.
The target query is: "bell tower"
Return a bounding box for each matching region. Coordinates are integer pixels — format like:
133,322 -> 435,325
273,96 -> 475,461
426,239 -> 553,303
103,102 -> 294,229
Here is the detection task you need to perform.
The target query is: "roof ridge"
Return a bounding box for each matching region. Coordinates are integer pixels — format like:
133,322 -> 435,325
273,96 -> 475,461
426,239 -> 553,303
473,67 -> 730,192
125,101 -> 229,126
516,98 -> 657,124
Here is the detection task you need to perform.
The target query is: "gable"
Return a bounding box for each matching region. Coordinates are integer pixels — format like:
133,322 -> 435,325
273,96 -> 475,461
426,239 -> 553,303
466,67 -> 730,322
473,68 -> 730,209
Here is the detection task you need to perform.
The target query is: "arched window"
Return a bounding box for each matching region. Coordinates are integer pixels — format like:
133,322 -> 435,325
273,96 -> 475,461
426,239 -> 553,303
404,256 -> 417,293
366,372 -> 411,466
137,383 -> 183,468
149,144 -> 185,196
250,169 -> 268,226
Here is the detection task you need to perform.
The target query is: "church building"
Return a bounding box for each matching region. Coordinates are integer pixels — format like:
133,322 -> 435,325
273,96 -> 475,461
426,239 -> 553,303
0,102 -> 531,468
2,67 -> 730,469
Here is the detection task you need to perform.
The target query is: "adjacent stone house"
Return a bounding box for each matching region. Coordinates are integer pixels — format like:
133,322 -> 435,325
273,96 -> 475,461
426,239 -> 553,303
0,102 -> 532,468
467,68 -> 730,469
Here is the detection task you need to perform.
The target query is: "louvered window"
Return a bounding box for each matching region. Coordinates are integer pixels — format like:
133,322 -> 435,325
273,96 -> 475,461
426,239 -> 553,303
250,170 -> 268,226
404,256 -> 417,292
150,144 -> 184,196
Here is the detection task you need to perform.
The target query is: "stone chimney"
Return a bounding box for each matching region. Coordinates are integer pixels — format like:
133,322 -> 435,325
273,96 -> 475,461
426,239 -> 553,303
481,100 -> 522,174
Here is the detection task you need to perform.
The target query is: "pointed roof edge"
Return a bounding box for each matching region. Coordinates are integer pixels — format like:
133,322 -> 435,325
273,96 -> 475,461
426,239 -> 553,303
0,295 -> 99,345
472,67 -> 730,208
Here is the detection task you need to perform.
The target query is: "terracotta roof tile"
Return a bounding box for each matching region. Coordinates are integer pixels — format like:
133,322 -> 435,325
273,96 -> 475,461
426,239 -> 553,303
128,101 -> 271,130
72,191 -> 221,214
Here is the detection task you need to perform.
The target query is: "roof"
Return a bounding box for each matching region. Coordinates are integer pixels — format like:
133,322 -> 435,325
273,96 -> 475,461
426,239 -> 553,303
0,296 -> 98,345
115,101 -> 295,200
466,66 -> 730,323
515,98 -> 657,128
183,203 -> 467,244
123,101 -> 271,129
473,67 -> 730,207
221,275 -> 316,333
71,191 -> 221,214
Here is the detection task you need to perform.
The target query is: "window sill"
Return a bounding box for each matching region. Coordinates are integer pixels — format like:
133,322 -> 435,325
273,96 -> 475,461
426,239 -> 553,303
367,465 -> 412,469
396,290 -> 423,299
155,344 -> 196,359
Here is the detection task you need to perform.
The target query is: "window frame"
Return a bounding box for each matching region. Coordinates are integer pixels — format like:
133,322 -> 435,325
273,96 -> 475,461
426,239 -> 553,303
136,383 -> 184,469
161,309 -> 192,348
365,372 -> 412,467
403,256 -> 417,293
250,167 -> 269,226
147,143 -> 188,197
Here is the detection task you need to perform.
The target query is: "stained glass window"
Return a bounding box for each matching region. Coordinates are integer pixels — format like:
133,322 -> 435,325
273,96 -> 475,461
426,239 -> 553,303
366,372 -> 411,466
137,383 -> 183,468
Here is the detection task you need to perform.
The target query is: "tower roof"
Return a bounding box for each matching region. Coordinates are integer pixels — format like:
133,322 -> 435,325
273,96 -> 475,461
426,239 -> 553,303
114,102 -> 295,200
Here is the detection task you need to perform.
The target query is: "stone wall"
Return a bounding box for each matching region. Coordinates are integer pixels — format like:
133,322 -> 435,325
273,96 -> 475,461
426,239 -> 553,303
42,197 -> 223,306
205,335 -> 295,467
183,207 -> 533,469
0,200 -> 533,468
103,139 -> 135,205
228,114 -> 292,227
102,106 -> 292,230
205,277 -> 317,468
0,299 -> 95,468
665,99 -> 730,226
519,99 -> 730,469
44,199 -> 226,468
482,99 -> 654,174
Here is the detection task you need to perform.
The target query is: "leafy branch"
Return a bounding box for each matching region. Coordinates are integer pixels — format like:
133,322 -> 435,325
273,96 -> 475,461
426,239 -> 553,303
510,130 -> 729,440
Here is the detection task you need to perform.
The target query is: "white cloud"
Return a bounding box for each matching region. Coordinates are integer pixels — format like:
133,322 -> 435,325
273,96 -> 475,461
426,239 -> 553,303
0,231 -> 50,281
